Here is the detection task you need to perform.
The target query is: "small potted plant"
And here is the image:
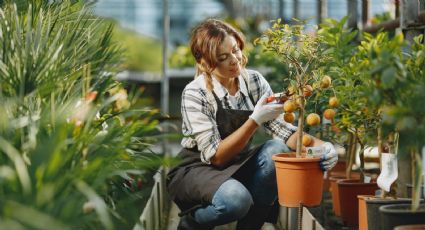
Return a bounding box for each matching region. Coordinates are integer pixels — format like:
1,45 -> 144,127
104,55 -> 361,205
256,19 -> 336,208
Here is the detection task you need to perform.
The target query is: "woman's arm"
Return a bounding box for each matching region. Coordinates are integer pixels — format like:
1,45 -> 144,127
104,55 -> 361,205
210,119 -> 259,167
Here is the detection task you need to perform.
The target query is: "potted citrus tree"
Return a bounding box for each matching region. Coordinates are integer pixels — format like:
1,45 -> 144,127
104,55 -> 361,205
363,32 -> 425,229
256,19 -> 336,208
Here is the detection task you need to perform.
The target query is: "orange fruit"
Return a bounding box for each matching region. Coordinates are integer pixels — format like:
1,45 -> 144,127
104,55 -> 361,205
324,108 -> 336,120
303,85 -> 313,97
329,96 -> 339,107
302,134 -> 312,146
320,75 -> 332,88
283,100 -> 296,113
306,113 -> 321,126
283,112 -> 295,123
266,96 -> 275,103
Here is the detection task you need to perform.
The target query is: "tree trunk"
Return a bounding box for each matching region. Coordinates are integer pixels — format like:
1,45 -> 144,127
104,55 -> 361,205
361,0 -> 370,27
347,0 -> 358,30
401,0 -> 423,44
346,132 -> 357,179
278,0 -> 284,20
293,0 -> 299,20
296,97 -> 305,157
358,139 -> 365,182
317,0 -> 327,25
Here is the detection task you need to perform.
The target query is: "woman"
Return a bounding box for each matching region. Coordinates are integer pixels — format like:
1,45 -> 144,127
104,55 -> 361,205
167,19 -> 338,230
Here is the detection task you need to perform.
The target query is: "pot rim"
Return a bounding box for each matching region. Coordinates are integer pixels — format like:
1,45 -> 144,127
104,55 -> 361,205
337,179 -> 377,186
272,153 -> 321,162
379,203 -> 425,214
365,197 -> 412,204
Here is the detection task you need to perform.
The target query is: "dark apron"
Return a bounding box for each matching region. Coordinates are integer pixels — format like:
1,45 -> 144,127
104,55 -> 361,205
166,88 -> 260,215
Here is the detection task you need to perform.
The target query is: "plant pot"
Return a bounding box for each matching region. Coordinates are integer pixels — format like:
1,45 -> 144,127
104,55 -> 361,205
272,153 -> 323,207
329,160 -> 347,176
358,195 -> 374,230
323,160 -> 347,191
329,172 -> 360,216
406,183 -> 425,199
380,204 -> 425,230
337,179 -> 378,227
394,224 -> 425,230
365,197 -> 412,230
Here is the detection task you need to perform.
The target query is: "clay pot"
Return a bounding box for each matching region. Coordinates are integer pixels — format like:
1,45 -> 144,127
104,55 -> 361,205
329,172 -> 360,216
337,179 -> 378,227
272,153 -> 324,207
358,195 -> 375,230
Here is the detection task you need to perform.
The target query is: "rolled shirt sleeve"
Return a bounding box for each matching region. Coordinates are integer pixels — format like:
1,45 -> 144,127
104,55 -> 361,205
180,88 -> 221,164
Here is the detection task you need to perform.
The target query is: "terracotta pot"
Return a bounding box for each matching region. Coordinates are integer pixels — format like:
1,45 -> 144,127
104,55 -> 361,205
337,179 -> 378,227
358,195 -> 374,230
329,160 -> 347,175
329,172 -> 360,216
380,204 -> 425,230
323,160 -> 347,191
272,153 -> 323,207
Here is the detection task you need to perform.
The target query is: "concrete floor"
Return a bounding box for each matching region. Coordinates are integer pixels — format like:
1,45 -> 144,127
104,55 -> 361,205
166,202 -> 279,230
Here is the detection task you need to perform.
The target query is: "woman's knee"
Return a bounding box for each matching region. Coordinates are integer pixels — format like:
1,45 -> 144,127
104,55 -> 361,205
262,139 -> 291,156
255,139 -> 290,180
213,179 -> 253,220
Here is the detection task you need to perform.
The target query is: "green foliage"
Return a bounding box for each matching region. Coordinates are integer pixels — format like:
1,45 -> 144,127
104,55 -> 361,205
370,11 -> 393,25
320,18 -> 381,146
356,31 -> 425,151
169,45 -> 195,68
356,31 -> 425,209
112,26 -> 162,72
256,19 -> 334,156
0,1 -> 163,228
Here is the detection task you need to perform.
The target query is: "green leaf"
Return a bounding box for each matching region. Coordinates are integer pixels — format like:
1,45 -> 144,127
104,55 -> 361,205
381,67 -> 397,88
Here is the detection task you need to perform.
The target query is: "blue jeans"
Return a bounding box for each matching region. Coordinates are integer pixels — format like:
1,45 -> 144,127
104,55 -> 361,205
193,139 -> 290,226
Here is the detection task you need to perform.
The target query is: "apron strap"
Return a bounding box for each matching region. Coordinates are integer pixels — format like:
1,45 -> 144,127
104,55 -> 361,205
241,75 -> 256,106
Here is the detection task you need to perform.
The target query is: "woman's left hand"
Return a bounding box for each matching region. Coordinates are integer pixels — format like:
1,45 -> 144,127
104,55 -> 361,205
320,142 -> 338,171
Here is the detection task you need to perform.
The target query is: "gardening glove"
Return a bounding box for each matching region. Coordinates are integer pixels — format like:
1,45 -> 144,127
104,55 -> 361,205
320,142 -> 338,171
249,93 -> 284,126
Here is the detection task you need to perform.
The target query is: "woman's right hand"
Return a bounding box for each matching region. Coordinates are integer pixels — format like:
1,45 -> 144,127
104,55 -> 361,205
249,94 -> 284,126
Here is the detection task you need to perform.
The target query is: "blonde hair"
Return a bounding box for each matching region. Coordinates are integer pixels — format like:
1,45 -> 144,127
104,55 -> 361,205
189,19 -> 248,91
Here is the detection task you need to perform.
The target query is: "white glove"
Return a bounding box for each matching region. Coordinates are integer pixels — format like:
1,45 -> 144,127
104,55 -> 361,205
249,94 -> 283,126
320,142 -> 338,171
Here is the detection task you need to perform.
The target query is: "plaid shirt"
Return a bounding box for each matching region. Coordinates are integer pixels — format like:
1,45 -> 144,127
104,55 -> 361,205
181,69 -> 297,164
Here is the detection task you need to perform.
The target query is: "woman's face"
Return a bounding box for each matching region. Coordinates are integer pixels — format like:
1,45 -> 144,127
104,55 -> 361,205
212,35 -> 242,80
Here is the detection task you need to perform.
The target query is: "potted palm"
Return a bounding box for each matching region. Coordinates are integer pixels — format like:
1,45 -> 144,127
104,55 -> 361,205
0,1 -> 163,228
256,19 -> 336,208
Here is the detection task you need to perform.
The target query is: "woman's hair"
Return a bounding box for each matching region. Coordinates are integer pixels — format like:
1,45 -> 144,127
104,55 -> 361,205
189,19 -> 248,91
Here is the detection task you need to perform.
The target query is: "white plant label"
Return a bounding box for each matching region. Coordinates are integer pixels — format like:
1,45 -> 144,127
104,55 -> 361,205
377,153 -> 398,192
306,146 -> 325,158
